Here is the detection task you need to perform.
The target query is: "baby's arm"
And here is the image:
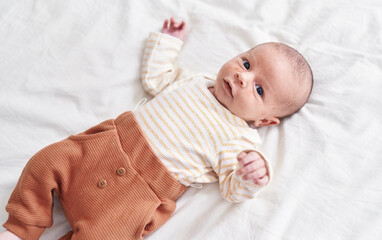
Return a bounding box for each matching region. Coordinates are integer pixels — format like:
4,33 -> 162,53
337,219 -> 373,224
0,230 -> 22,240
140,18 -> 194,96
214,137 -> 272,203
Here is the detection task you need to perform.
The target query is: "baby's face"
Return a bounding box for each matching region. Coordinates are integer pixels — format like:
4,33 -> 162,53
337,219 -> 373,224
213,43 -> 296,126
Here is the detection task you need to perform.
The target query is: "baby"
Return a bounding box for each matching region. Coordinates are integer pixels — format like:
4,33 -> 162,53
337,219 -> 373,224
0,18 -> 313,240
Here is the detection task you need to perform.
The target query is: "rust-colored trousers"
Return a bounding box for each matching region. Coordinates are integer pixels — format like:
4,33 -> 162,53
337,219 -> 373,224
4,112 -> 187,240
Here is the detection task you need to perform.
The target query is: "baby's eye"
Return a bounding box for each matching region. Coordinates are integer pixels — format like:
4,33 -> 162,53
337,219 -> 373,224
243,60 -> 250,70
256,85 -> 264,97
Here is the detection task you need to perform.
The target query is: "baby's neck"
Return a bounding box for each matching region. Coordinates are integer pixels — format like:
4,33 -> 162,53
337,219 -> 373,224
208,86 -> 253,127
208,86 -> 215,96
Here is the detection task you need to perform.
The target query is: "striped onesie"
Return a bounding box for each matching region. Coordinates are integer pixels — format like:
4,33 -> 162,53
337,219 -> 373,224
135,32 -> 272,202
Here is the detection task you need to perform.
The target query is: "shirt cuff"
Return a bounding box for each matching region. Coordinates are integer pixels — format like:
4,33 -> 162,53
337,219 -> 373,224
149,32 -> 183,48
3,215 -> 45,240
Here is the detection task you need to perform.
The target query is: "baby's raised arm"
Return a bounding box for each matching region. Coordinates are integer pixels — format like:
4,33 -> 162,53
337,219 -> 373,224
140,17 -> 194,96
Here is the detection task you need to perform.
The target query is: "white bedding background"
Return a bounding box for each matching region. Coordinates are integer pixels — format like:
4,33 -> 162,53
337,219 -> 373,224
1,0 -> 381,239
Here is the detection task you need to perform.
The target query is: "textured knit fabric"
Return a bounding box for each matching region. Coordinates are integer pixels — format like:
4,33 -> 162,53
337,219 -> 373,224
3,111 -> 187,240
135,32 -> 272,202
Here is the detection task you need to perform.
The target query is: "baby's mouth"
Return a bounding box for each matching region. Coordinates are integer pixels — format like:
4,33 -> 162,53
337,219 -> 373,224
223,79 -> 233,98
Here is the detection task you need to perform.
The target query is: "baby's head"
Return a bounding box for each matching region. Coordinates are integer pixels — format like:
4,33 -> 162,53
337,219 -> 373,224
213,42 -> 313,127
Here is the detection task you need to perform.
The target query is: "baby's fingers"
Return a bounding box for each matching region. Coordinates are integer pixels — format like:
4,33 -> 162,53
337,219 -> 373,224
242,167 -> 267,181
162,19 -> 169,30
237,158 -> 265,176
178,21 -> 186,30
169,18 -> 185,30
170,17 -> 177,30
237,151 -> 248,160
238,151 -> 262,167
254,175 -> 269,186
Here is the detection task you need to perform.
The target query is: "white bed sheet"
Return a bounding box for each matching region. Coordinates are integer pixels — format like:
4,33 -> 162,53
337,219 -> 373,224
1,0 -> 381,239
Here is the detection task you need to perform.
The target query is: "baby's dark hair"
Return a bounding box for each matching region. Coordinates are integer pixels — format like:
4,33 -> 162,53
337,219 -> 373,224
272,42 -> 313,118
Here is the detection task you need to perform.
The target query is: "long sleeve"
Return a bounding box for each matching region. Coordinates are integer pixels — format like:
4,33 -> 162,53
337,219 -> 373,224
140,32 -> 197,96
213,136 -> 273,203
3,141 -> 68,240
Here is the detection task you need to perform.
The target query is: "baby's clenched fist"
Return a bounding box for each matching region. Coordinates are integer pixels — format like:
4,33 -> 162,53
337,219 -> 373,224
236,151 -> 269,186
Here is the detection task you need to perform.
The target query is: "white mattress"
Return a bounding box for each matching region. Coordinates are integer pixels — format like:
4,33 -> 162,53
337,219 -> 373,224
1,0 -> 381,239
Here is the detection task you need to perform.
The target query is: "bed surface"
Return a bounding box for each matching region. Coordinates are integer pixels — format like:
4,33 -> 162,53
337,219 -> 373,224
1,0 -> 381,239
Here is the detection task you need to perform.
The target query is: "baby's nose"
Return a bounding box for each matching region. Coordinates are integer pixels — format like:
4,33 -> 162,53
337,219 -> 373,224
235,73 -> 247,88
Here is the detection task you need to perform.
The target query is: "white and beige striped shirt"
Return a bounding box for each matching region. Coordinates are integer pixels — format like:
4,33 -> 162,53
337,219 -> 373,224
134,32 -> 272,202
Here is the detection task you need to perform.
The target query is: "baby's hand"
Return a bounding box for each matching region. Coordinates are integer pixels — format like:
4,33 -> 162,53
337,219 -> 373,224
236,151 -> 269,186
161,17 -> 186,41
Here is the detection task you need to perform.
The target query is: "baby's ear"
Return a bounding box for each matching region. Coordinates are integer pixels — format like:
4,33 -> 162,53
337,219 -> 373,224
254,117 -> 280,127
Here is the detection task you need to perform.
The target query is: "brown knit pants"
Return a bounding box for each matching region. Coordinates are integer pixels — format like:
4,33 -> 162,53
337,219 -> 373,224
4,112 -> 187,240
